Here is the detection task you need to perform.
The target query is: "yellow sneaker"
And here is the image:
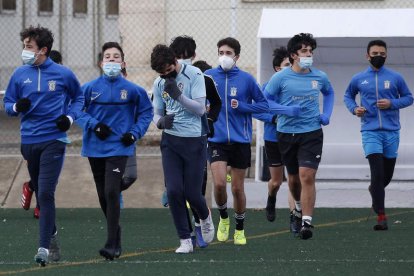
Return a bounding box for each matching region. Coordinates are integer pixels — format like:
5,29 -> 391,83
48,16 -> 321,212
226,174 -> 232,183
234,230 -> 247,245
217,217 -> 230,242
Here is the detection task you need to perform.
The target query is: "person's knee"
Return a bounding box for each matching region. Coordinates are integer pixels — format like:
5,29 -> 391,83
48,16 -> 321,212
231,184 -> 244,197
121,177 -> 137,191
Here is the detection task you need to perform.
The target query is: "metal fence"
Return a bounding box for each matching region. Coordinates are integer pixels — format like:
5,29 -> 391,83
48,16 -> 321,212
0,0 -> 412,155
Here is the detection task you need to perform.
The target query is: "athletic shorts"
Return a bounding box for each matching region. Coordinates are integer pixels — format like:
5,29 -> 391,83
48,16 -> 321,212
277,129 -> 323,174
361,130 -> 399,158
208,142 -> 251,169
264,140 -> 283,167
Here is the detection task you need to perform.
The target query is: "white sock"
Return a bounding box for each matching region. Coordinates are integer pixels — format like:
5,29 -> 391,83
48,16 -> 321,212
302,215 -> 312,225
294,201 -> 302,211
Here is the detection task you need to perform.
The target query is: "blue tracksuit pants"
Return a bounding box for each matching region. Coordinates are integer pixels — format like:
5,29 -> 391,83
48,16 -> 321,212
21,140 -> 66,249
161,132 -> 209,239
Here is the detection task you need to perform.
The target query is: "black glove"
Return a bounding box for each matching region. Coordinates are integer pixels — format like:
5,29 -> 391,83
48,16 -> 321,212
271,115 -> 278,124
121,133 -> 136,146
56,115 -> 71,132
207,118 -> 215,138
16,98 -> 31,113
164,78 -> 182,100
156,114 -> 175,129
94,122 -> 111,140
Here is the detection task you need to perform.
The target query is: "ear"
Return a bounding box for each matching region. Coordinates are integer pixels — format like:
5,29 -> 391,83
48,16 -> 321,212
234,55 -> 240,62
121,61 -> 126,68
365,53 -> 371,61
274,66 -> 281,72
40,47 -> 48,55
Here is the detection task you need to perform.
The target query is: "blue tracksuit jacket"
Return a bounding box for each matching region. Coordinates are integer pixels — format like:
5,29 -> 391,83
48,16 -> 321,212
344,66 -> 413,131
205,66 -> 268,144
3,58 -> 84,144
77,75 -> 153,157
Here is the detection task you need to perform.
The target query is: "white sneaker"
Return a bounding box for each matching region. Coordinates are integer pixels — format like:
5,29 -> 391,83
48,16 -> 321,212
200,210 -> 215,243
175,238 -> 193,254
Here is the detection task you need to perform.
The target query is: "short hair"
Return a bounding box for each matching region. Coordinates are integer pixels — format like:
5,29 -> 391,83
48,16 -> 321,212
170,35 -> 196,59
287,33 -> 317,63
367,40 -> 387,54
217,37 -> 241,56
150,44 -> 176,73
20,25 -> 54,56
192,60 -> 212,73
272,47 -> 289,68
49,50 -> 62,64
101,42 -> 124,61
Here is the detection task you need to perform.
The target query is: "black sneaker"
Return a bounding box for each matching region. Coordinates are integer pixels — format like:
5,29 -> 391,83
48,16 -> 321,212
265,196 -> 276,222
299,221 -> 314,240
99,247 -> 116,261
373,218 -> 388,231
290,209 -> 302,235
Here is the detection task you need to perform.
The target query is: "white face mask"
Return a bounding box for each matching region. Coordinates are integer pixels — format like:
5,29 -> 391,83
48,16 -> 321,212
177,58 -> 192,65
21,50 -> 38,65
218,55 -> 235,71
102,62 -> 122,77
298,57 -> 313,69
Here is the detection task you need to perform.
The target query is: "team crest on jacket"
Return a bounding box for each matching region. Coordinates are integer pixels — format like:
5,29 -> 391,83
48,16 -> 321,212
48,80 -> 56,91
311,80 -> 319,89
384,80 -> 390,89
120,89 -> 128,100
230,87 -> 237,96
178,82 -> 184,91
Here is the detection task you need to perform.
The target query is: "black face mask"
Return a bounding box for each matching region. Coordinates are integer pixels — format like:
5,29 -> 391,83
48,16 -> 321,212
369,56 -> 386,69
160,70 -> 177,79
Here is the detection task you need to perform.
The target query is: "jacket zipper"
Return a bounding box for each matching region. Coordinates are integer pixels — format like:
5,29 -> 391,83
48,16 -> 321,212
37,67 -> 41,92
225,75 -> 230,143
375,72 -> 382,129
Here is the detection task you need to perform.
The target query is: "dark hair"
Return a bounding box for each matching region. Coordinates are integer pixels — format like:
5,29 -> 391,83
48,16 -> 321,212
49,50 -> 62,64
272,47 -> 289,68
150,44 -> 176,73
217,37 -> 241,56
287,33 -> 317,63
193,60 -> 212,73
170,35 -> 196,59
367,40 -> 387,54
101,42 -> 124,61
20,25 -> 54,56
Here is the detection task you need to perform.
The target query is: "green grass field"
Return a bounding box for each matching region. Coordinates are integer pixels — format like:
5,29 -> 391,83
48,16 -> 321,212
1,208 -> 413,275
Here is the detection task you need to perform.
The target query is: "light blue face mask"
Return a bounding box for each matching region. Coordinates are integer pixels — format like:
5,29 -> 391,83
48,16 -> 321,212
298,57 -> 313,69
21,50 -> 37,65
102,62 -> 122,77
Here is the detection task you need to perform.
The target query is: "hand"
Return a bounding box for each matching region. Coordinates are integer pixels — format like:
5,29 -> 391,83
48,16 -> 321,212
377,99 -> 391,109
121,133 -> 136,146
287,105 -> 301,117
207,118 -> 215,138
319,114 -> 330,126
231,99 -> 238,109
56,115 -> 71,132
156,114 -> 175,129
16,98 -> 31,113
271,115 -> 278,124
164,78 -> 182,100
354,106 -> 366,117
94,122 -> 111,140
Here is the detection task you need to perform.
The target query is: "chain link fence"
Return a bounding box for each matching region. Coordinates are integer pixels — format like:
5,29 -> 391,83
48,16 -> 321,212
0,0 -> 412,155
